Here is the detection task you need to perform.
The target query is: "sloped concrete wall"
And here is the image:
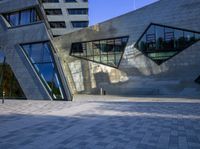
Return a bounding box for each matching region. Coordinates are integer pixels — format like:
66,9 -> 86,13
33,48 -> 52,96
0,0 -> 51,100
54,0 -> 200,98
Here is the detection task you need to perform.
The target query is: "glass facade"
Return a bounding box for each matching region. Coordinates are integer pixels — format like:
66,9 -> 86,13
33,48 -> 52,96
135,23 -> 200,65
4,8 -> 40,27
21,41 -> 65,100
195,76 -> 200,84
70,36 -> 129,68
0,53 -> 25,99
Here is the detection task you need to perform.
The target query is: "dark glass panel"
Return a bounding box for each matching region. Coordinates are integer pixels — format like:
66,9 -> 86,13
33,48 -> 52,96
34,63 -> 54,90
184,31 -> 195,45
20,10 -> 31,25
195,76 -> 200,84
9,12 -> 19,26
70,36 -> 129,68
23,43 -> 52,63
21,41 -> 65,100
155,26 -> 164,50
138,36 -> 147,52
42,0 -> 59,2
68,8 -> 88,15
52,73 -> 63,99
146,25 -> 156,51
174,30 -> 184,50
135,23 -> 200,65
0,64 -> 25,99
195,33 -> 200,40
30,9 -> 37,22
71,43 -> 83,53
4,8 -> 40,27
163,27 -> 174,51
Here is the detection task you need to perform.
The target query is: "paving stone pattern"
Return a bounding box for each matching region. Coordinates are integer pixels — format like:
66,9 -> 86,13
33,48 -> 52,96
0,98 -> 200,149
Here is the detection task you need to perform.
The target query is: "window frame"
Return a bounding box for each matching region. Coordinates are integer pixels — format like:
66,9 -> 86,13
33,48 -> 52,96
3,7 -> 42,28
70,36 -> 129,68
135,23 -> 200,65
20,40 -> 67,101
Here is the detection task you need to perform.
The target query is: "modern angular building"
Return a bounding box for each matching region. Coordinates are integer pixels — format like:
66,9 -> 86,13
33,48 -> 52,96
42,0 -> 89,36
0,0 -> 72,100
0,0 -> 199,101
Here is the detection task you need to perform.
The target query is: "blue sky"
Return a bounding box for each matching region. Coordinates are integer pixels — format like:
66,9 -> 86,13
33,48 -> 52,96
89,0 -> 159,25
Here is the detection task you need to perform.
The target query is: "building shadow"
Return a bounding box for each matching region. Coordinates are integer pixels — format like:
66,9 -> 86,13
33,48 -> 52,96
0,101 -> 200,148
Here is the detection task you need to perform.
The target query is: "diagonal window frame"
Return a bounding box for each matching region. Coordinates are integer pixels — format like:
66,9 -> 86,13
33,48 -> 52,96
70,36 -> 129,68
135,23 -> 200,65
3,7 -> 42,28
20,40 -> 67,101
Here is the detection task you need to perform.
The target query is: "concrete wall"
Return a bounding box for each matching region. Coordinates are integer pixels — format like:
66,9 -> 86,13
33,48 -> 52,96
0,0 -> 52,100
53,0 -> 200,98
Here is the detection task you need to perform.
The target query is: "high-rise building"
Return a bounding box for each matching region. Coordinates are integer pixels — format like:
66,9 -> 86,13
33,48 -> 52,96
0,0 -> 199,101
42,0 -> 89,37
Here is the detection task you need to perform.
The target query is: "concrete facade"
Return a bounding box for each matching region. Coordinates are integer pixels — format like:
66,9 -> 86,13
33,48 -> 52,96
53,0 -> 200,98
0,0 -> 71,100
0,0 -> 199,101
42,0 -> 88,36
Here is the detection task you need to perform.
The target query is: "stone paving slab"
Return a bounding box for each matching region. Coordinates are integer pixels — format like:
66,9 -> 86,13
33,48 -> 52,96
0,97 -> 200,149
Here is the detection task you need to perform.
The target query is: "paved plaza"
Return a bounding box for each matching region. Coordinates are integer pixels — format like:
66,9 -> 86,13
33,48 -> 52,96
0,96 -> 200,149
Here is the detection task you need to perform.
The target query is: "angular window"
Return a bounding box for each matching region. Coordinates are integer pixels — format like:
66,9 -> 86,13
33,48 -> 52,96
195,76 -> 200,84
21,42 -> 65,100
70,36 -> 129,68
0,53 -> 25,99
4,8 -> 40,27
135,23 -> 200,65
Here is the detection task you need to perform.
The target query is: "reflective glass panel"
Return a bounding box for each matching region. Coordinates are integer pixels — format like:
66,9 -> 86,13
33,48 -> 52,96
70,36 -> 129,68
136,23 -> 200,65
9,13 -> 19,26
4,8 -> 40,27
21,41 -> 65,100
0,64 -> 25,99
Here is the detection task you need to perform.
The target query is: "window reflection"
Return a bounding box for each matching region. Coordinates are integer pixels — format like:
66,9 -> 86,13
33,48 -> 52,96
0,52 -> 25,99
4,8 -> 40,27
21,42 -> 65,100
70,36 -> 129,68
136,23 -> 200,64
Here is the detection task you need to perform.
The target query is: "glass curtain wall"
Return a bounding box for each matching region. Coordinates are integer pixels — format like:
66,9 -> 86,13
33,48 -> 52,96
4,8 -> 40,27
21,41 -> 65,100
136,23 -> 200,64
70,36 -> 129,68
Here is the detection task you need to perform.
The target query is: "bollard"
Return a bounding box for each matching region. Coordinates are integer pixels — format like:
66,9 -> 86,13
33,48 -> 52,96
2,91 -> 5,104
100,88 -> 103,95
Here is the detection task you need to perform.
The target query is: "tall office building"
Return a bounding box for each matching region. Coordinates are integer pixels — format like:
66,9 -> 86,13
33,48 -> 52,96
42,0 -> 89,36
